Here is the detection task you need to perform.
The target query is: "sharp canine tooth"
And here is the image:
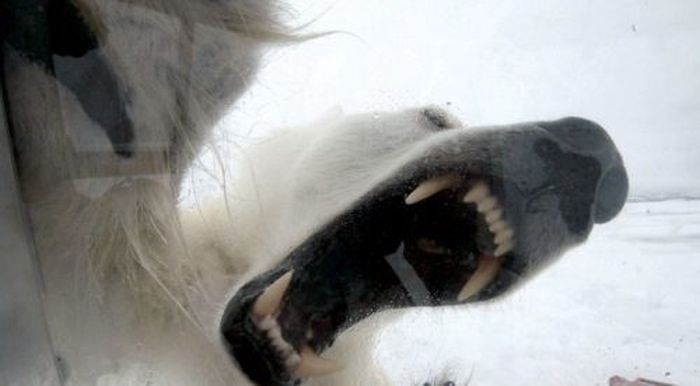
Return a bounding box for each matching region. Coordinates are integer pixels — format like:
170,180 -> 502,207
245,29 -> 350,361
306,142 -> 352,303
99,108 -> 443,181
458,256 -> 503,301
489,220 -> 507,232
477,196 -> 498,212
285,353 -> 302,369
405,175 -> 458,205
494,228 -> 514,244
267,325 -> 283,341
293,345 -> 342,378
257,316 -> 277,331
494,240 -> 514,257
463,182 -> 489,203
253,270 -> 294,317
485,209 -> 502,223
277,342 -> 294,356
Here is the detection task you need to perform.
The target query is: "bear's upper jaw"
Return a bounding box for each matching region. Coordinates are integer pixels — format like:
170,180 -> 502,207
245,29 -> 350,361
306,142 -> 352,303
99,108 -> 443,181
220,174 -> 525,386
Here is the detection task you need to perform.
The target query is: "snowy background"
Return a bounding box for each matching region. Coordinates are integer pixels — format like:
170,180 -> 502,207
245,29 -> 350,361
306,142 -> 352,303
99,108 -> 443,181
184,0 -> 700,384
379,199 -> 700,385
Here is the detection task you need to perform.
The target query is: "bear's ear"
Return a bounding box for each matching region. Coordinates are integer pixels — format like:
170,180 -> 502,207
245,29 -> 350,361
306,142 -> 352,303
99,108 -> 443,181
2,0 -> 134,158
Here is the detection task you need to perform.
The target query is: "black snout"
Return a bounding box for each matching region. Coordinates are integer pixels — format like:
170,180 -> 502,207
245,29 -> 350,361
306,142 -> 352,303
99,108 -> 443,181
593,166 -> 628,223
536,117 -> 628,232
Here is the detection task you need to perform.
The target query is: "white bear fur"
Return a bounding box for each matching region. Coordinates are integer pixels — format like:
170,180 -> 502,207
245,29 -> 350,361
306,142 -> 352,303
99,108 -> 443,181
4,1 -> 437,385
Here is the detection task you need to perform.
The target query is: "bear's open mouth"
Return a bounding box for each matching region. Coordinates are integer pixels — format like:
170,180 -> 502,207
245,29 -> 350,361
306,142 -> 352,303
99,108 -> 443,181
221,173 -> 524,386
219,116 -> 629,386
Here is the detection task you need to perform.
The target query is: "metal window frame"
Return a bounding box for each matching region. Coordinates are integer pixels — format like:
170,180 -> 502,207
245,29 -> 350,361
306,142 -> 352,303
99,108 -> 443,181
0,58 -> 63,386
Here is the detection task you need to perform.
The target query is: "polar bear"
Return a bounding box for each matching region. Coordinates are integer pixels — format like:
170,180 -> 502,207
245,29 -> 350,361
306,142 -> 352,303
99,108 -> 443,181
211,108 -> 629,386
1,1 -> 628,385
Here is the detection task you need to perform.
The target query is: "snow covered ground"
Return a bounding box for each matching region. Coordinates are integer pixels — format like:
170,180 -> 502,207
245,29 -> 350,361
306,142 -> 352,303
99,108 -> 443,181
378,199 -> 700,385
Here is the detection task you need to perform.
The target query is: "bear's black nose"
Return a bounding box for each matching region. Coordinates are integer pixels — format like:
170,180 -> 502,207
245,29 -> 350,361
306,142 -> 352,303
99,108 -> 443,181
593,165 -> 628,224
537,117 -> 629,229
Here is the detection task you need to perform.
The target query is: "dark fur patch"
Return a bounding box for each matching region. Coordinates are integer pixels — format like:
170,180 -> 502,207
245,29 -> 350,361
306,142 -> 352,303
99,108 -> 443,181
1,0 -> 134,157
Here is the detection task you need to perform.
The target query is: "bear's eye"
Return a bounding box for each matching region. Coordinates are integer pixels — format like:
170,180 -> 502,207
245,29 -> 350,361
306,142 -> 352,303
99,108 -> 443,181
421,107 -> 458,130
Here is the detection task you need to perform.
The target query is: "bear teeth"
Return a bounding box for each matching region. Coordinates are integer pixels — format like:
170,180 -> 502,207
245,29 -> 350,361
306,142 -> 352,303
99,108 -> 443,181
456,181 -> 518,300
462,181 -> 490,202
252,270 -> 293,318
252,315 -> 340,377
405,174 -> 459,204
405,176 -> 516,300
253,316 -> 301,371
294,345 -> 343,378
251,271 -> 341,377
463,180 -> 515,257
457,254 -> 503,301
406,176 -> 516,257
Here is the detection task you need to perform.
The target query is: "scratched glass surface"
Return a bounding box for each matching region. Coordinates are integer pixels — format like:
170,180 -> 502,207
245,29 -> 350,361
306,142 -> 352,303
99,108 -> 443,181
1,1 -> 698,386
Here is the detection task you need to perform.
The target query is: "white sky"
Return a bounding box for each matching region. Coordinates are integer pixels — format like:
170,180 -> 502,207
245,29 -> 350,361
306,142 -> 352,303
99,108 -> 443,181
214,0 -> 700,199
